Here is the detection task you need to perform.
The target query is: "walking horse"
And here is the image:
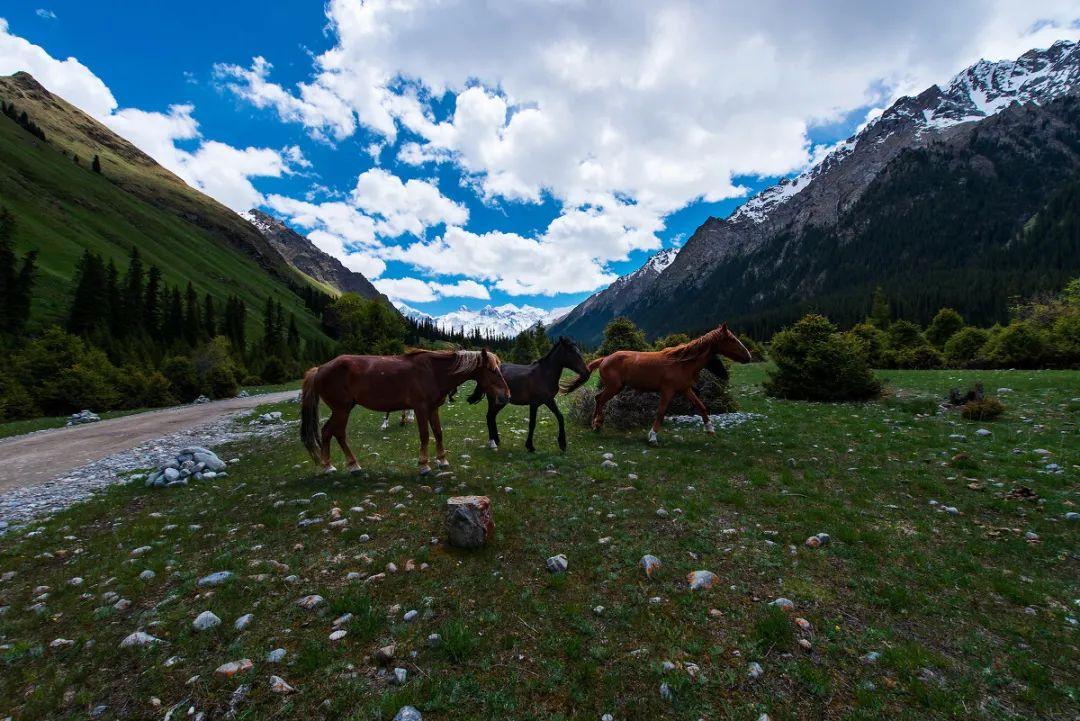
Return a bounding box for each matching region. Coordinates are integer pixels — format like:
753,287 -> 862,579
301,349 -> 510,475
467,336 -> 592,452
570,323 -> 751,444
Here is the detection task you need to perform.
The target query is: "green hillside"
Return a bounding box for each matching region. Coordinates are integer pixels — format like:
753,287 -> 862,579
0,72 -> 327,344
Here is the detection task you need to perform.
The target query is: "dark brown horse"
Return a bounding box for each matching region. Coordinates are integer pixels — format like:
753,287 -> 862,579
301,349 -> 510,475
575,323 -> 751,444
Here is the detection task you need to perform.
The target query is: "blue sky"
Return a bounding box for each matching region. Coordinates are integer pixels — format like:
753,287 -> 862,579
3,1 -> 1077,317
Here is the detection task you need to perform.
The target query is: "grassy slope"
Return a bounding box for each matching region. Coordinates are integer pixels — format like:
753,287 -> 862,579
0,77 -> 326,343
0,365 -> 1077,720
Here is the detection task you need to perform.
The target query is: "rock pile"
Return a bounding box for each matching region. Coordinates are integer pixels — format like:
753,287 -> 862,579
250,411 -> 284,425
193,395 -> 211,405
66,409 -> 100,426
144,446 -> 228,488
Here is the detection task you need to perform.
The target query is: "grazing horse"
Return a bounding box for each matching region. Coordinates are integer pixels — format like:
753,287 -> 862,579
467,336 -> 592,452
301,349 -> 510,475
580,323 -> 752,444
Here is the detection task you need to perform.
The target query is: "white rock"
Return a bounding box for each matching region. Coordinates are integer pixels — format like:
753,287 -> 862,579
546,554 -> 568,573
193,611 -> 222,631
120,631 -> 161,648
234,613 -> 254,631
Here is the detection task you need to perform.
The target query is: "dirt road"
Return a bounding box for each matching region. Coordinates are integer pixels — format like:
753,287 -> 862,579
0,391 -> 297,494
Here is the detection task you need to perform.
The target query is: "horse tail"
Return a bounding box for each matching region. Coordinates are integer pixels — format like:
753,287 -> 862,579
560,356 -> 604,394
300,366 -> 322,463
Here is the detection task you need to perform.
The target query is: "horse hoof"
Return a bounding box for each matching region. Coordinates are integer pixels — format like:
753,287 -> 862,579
437,459 -> 451,469
488,440 -> 498,451
647,431 -> 659,445
324,465 -> 338,474
347,465 -> 362,475
419,465 -> 431,476
525,446 -> 535,453
379,422 -> 389,431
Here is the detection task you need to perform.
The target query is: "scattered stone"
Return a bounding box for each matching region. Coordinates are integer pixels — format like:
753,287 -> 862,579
376,644 -> 396,666
659,682 -> 673,701
975,428 -> 991,437
768,597 -> 795,611
748,661 -> 764,678
329,630 -> 347,641
546,554 -> 568,573
804,532 -> 830,548
861,651 -> 881,664
266,648 -> 286,663
687,570 -> 718,591
393,667 -> 408,685
393,707 -> 422,721
139,570 -> 156,581
234,613 -> 254,631
270,675 -> 296,694
640,554 -> 662,578
601,459 -> 618,469
1066,512 -> 1080,522
215,659 -> 253,677
445,495 -> 494,549
197,571 -> 234,587
427,633 -> 442,648
130,546 -> 152,557
120,631 -> 161,648
297,595 -> 324,610
403,609 -> 418,622
50,638 -> 75,649
193,611 -> 222,631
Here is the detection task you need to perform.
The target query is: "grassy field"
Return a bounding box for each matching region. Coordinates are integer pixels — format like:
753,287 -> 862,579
0,365 -> 1077,720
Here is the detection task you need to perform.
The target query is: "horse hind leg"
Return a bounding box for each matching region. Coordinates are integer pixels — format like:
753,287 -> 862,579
379,413 -> 390,431
329,408 -> 360,473
430,409 -> 450,468
486,399 -> 501,450
525,404 -> 539,452
319,411 -> 339,473
591,384 -> 620,431
415,407 -> 432,475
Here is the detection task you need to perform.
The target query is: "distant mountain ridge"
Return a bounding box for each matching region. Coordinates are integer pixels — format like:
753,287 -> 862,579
551,41 -> 1080,344
243,209 -> 388,304
397,302 -> 570,337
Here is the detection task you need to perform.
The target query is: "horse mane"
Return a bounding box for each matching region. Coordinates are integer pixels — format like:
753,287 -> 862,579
658,327 -> 725,362
404,348 -> 500,375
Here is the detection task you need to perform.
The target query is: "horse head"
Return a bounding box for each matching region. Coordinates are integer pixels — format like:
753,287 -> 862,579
477,348 -> 511,405
553,336 -> 591,377
713,322 -> 753,363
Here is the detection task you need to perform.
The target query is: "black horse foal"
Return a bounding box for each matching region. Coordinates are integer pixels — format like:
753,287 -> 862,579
468,337 -> 591,452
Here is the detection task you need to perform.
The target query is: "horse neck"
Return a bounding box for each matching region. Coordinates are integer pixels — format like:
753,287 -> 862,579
429,353 -> 480,392
534,348 -> 566,382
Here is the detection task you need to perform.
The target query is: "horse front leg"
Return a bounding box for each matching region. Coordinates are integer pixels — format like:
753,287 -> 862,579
380,413 -> 390,431
320,410 -> 340,473
486,399 -> 501,450
430,408 -> 450,469
684,388 -> 714,434
415,407 -> 431,475
545,399 -> 567,452
649,388 -> 675,445
525,403 -> 539,453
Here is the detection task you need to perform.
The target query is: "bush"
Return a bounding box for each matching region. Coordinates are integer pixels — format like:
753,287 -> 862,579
944,327 -> 989,367
568,369 -> 736,429
114,365 -> 177,409
14,327 -> 122,414
0,367 -> 36,421
925,308 -> 964,348
1049,314 -> 1080,367
241,374 -> 264,387
261,356 -> 293,384
653,333 -> 690,350
960,397 -> 1005,421
738,334 -> 767,362
599,317 -> 648,355
207,364 -> 239,399
889,344 -> 943,370
764,314 -> 881,401
846,322 -> 887,367
980,322 -> 1047,368
162,355 -> 201,401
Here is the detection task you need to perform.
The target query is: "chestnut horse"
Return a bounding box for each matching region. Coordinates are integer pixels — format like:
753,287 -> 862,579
572,323 -> 751,444
301,349 -> 510,475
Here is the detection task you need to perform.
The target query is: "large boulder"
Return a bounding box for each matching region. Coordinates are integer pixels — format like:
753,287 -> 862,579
445,495 -> 494,549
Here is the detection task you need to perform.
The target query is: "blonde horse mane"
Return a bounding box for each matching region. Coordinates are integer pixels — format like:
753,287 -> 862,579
403,348 -> 500,375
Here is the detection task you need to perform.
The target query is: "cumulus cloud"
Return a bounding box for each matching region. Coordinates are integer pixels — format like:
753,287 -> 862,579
375,276 -> 490,303
0,19 -> 304,211
217,0 -> 1080,294
351,168 -> 468,237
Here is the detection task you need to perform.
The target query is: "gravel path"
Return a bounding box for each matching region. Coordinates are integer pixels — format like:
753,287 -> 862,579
0,391 -> 297,530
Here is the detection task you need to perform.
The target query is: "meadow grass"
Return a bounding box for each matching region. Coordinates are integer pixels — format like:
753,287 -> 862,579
0,365 -> 1077,720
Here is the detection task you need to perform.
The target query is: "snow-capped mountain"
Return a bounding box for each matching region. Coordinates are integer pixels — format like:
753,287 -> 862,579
549,247 -> 678,341
553,40 -> 1080,344
397,303 -> 571,337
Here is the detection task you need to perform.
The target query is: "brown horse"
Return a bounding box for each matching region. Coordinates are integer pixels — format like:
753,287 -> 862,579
301,349 -> 510,475
572,323 -> 751,444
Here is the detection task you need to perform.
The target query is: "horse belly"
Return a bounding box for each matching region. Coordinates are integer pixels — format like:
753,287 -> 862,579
346,363 -> 414,412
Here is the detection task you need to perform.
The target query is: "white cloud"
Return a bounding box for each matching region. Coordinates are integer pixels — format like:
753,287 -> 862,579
217,0 -> 1080,296
352,168 -> 467,237
0,19 -> 303,212
35,9 -> 56,21
375,276 -> 490,303
0,18 -> 115,118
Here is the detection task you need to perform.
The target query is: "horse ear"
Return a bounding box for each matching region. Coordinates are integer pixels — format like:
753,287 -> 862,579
720,321 -> 728,332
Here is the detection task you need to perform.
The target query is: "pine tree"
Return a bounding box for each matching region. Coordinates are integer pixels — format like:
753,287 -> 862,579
183,282 -> 201,344
123,248 -> 145,328
143,266 -> 162,335
287,314 -> 301,356
91,154 -> 102,174
204,293 -> 216,337
105,258 -> 123,337
166,287 -> 184,343
0,208 -> 37,338
869,287 -> 891,330
509,329 -> 538,364
67,250 -> 108,336
599,316 -> 648,355
532,322 -> 552,356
